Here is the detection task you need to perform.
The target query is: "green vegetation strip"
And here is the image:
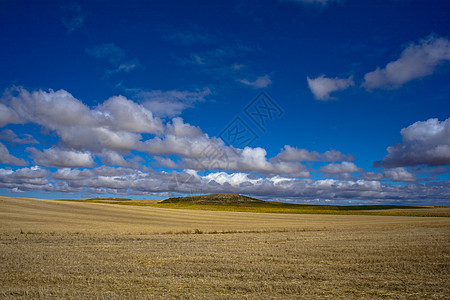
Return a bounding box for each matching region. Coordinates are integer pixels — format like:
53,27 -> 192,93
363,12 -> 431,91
55,198 -> 449,217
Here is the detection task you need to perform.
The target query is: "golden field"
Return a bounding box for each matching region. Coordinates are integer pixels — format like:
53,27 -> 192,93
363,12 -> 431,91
1,196 -> 449,298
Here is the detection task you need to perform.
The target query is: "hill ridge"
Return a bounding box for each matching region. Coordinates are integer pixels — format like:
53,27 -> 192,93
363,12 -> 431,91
161,193 -> 265,205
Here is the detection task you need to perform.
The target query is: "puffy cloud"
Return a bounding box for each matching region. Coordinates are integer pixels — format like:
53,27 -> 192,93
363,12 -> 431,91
359,172 -> 384,181
2,87 -> 162,153
0,142 -> 27,166
0,86 -> 358,179
375,118 -> 450,167
0,166 -> 52,192
98,150 -> 141,168
27,147 -> 95,168
98,95 -> 162,133
6,88 -> 94,130
307,75 -> 354,100
276,146 -> 319,161
384,167 -> 416,182
1,164 -> 438,205
166,117 -> 203,137
362,35 -> 450,90
138,88 -> 211,117
238,74 -> 272,89
147,137 -> 311,177
3,87 -> 313,176
0,103 -> 22,127
320,161 -> 363,173
0,129 -> 38,145
276,145 -> 354,162
205,172 -> 261,187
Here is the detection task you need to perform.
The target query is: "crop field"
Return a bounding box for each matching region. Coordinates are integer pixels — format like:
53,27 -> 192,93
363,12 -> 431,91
1,196 -> 449,298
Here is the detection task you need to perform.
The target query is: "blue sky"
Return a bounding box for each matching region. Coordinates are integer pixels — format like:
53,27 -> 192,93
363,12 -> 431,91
0,0 -> 449,205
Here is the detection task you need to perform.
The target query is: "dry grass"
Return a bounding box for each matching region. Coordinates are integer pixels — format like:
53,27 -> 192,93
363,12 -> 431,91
1,196 -> 449,298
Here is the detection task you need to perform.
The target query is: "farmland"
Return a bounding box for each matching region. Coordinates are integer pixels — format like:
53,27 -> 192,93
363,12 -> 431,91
1,196 -> 449,298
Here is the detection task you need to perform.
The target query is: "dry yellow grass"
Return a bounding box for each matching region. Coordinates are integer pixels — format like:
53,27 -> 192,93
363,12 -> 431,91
1,196 -> 449,298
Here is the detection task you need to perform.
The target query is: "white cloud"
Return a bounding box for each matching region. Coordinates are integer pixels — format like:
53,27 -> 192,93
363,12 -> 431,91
0,103 -> 22,127
307,75 -> 354,100
2,86 -> 357,178
0,129 -> 38,145
238,74 -> 272,89
165,118 -> 203,138
27,147 -> 95,168
362,35 -> 450,90
320,161 -> 363,173
0,142 -> 27,166
98,95 -> 162,133
138,88 -> 211,117
98,150 -> 141,168
205,172 -> 261,187
3,87 -> 162,153
375,118 -> 450,167
384,167 -> 416,182
7,88 -> 94,130
275,145 -> 354,162
0,166 -> 53,192
359,172 -> 384,181
0,164 -> 440,204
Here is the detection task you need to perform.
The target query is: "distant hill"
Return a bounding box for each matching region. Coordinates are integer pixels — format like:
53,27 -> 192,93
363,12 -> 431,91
161,194 -> 265,205
87,197 -> 132,201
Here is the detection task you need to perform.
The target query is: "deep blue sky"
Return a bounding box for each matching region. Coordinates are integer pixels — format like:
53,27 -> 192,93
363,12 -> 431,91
0,0 -> 449,205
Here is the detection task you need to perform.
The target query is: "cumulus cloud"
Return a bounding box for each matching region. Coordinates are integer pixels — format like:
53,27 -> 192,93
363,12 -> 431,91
0,166 -> 52,192
359,172 -> 384,181
238,74 -> 272,89
1,87 -> 316,177
275,145 -> 354,162
99,95 -> 162,133
143,132 -> 311,177
374,118 -> 450,167
0,129 -> 38,145
98,150 -> 142,168
320,161 -> 363,173
384,167 -> 416,182
1,86 -> 448,204
0,142 -> 27,166
41,167 -> 448,205
27,147 -> 95,168
307,75 -> 354,100
138,88 -> 211,117
2,87 -> 162,153
362,35 -> 450,90
0,103 -> 22,127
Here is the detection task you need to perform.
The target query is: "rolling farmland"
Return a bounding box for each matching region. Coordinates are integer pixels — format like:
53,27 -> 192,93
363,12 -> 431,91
1,196 -> 449,298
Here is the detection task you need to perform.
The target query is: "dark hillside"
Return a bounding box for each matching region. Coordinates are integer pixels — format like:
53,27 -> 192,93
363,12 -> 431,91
161,194 -> 264,205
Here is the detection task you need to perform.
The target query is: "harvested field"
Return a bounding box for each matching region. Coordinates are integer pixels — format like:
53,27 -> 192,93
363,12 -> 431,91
1,196 -> 449,298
